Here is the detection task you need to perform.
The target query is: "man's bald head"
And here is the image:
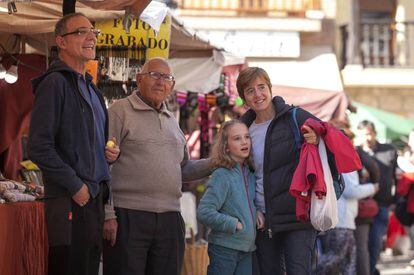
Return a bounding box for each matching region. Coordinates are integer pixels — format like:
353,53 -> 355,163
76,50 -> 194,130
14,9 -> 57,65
140,58 -> 173,75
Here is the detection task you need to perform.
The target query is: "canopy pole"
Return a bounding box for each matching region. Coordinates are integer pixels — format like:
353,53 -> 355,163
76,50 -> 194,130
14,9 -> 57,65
63,0 -> 76,15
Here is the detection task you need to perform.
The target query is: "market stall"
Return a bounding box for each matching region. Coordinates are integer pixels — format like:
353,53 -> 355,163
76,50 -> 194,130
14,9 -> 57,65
0,2 -> 246,275
0,2 -> 169,275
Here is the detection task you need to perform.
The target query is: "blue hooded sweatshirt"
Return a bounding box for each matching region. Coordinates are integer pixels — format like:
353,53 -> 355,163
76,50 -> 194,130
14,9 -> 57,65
197,163 -> 256,252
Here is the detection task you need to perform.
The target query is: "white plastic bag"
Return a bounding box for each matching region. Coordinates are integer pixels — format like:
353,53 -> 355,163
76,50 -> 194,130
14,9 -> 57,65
310,139 -> 339,231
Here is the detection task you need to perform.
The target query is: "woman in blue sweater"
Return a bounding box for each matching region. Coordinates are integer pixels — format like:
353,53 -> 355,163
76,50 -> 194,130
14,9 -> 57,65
197,120 -> 264,275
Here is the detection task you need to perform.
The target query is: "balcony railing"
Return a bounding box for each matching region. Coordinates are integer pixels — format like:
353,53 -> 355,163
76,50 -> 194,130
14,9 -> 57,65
177,0 -> 321,13
341,20 -> 414,68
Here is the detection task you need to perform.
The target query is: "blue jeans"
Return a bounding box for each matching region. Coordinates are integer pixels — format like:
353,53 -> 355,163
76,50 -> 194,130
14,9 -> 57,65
207,243 -> 252,275
369,206 -> 389,274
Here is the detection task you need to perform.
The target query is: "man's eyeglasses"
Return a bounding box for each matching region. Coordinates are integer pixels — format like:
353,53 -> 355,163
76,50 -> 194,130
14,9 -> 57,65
139,71 -> 175,82
60,28 -> 101,38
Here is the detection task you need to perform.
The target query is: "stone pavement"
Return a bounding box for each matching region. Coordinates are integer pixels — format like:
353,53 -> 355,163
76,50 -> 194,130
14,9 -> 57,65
377,250 -> 414,275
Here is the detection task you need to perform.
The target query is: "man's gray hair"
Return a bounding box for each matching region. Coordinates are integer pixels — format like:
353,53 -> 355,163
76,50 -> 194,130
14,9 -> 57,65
140,57 -> 173,74
54,12 -> 88,37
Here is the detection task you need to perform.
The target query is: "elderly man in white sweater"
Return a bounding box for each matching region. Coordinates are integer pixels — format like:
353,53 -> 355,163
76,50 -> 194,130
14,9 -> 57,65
316,171 -> 379,275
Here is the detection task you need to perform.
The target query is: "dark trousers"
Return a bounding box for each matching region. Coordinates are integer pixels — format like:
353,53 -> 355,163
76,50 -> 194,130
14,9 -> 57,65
46,185 -> 106,275
354,224 -> 371,275
255,229 -> 316,275
369,206 -> 389,274
103,208 -> 185,275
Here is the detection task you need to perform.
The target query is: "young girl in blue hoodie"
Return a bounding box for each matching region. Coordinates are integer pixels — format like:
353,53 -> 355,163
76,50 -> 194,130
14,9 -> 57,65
197,120 -> 265,275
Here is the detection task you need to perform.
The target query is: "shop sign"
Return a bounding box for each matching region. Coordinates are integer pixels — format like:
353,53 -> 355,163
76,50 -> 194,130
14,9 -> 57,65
95,15 -> 171,59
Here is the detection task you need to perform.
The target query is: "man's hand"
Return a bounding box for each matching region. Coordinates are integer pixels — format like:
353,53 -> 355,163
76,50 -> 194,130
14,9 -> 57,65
72,184 -> 90,207
302,125 -> 319,145
256,211 -> 265,230
103,219 -> 118,246
105,137 -> 120,163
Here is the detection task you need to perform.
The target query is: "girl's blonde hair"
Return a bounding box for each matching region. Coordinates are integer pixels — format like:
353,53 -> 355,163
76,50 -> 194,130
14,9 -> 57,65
211,120 -> 254,170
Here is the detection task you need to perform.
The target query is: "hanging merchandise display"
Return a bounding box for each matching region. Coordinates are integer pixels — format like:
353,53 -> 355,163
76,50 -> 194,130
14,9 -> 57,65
91,15 -> 172,102
95,45 -> 147,62
179,92 -> 199,134
205,93 -> 217,106
197,94 -> 209,112
198,95 -> 210,158
95,42 -> 144,100
199,73 -> 229,108
98,80 -> 137,105
222,64 -> 246,106
165,92 -> 180,116
181,92 -> 199,119
235,97 -> 244,106
176,91 -> 188,107
107,56 -> 129,82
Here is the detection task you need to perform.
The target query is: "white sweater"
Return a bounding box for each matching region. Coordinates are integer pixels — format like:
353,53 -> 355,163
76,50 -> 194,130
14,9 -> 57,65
336,171 -> 376,230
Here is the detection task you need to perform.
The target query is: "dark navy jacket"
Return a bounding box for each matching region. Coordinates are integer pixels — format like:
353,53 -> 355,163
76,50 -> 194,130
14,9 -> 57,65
28,59 -> 109,198
241,96 -> 316,233
358,142 -> 397,207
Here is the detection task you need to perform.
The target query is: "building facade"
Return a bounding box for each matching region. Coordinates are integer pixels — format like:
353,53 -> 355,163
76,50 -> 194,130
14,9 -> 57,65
337,0 -> 414,119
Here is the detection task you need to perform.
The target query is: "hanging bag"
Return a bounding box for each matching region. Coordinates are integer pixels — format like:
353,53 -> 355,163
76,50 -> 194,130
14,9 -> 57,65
310,139 -> 339,231
394,196 -> 414,226
357,198 -> 379,218
182,229 -> 209,275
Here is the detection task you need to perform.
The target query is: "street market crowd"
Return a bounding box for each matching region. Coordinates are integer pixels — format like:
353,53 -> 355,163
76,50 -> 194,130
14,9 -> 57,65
26,12 -> 414,275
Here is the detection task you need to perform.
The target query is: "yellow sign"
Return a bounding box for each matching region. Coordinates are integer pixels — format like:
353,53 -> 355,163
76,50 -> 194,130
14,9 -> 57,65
96,15 -> 171,59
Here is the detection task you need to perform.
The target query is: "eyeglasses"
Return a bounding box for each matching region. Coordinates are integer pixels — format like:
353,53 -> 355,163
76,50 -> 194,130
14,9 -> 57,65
60,28 -> 101,38
244,84 -> 268,97
139,71 -> 175,82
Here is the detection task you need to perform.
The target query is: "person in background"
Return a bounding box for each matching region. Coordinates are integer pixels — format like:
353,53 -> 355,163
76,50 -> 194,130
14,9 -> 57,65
237,67 -> 320,275
102,58 -> 213,275
397,129 -> 414,174
397,129 -> 414,257
355,145 -> 381,275
329,119 -> 381,275
356,120 -> 398,275
197,120 -> 265,275
28,13 -> 119,275
315,124 -> 378,275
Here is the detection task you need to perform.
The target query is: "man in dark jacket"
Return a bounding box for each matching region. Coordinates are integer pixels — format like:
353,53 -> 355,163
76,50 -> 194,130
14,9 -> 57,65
28,13 -> 119,275
357,120 -> 397,275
